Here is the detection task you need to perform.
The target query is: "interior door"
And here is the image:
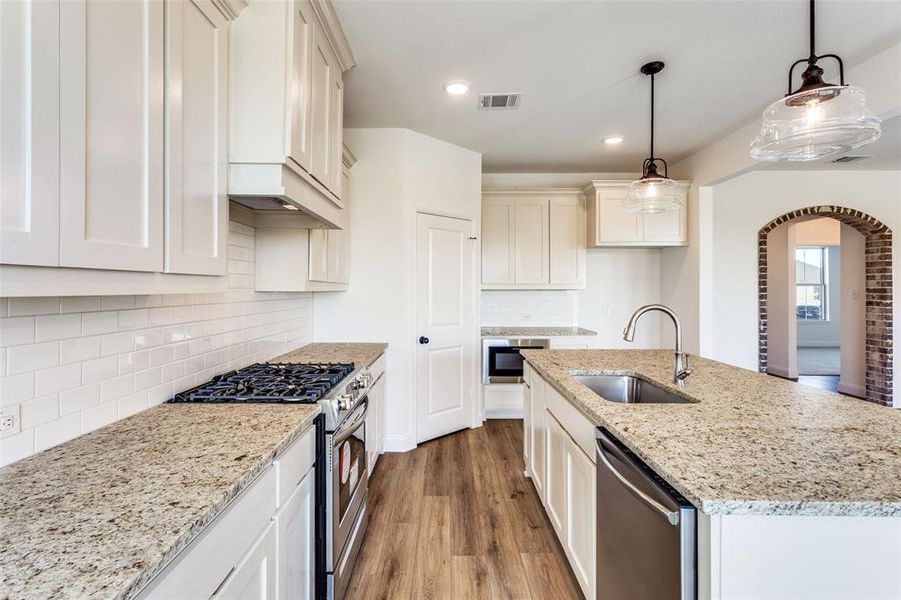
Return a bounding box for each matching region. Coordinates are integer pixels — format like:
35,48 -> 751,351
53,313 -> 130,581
416,212 -> 475,443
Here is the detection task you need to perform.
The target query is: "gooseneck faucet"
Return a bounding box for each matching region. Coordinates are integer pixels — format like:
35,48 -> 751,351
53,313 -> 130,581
623,304 -> 692,385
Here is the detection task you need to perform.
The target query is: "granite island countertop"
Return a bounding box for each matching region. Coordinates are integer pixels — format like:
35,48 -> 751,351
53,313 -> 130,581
481,326 -> 597,338
0,342 -> 387,600
521,349 -> 901,517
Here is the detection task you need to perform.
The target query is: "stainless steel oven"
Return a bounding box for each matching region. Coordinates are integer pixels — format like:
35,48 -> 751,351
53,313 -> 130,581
326,396 -> 369,600
482,338 -> 549,384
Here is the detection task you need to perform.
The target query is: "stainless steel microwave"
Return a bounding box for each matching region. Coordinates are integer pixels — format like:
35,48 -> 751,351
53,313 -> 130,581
482,338 -> 549,384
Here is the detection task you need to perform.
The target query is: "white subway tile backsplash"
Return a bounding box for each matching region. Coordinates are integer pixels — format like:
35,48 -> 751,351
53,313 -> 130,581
481,290 -> 578,327
82,312 -> 118,336
118,350 -> 149,375
60,336 -> 101,365
34,412 -> 80,452
0,429 -> 34,464
7,341 -> 59,375
21,394 -> 59,429
101,332 -> 134,357
81,400 -> 118,434
35,314 -> 82,341
100,374 -> 134,402
0,220 -> 313,466
61,296 -> 102,313
0,316 -> 35,348
34,363 -> 81,396
8,297 -> 60,317
60,384 -> 101,415
0,373 -> 34,406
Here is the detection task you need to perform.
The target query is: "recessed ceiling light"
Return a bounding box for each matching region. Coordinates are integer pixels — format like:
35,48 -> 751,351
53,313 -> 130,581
444,81 -> 470,96
604,136 -> 624,145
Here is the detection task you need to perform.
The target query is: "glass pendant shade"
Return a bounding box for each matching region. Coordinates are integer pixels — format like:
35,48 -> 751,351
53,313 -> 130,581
750,85 -> 881,161
622,173 -> 680,214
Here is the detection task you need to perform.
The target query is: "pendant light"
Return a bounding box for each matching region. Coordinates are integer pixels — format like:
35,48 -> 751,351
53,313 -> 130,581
623,61 -> 679,214
749,0 -> 881,162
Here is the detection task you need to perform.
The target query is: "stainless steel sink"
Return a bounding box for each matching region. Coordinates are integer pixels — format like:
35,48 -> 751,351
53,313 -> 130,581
573,375 -> 695,404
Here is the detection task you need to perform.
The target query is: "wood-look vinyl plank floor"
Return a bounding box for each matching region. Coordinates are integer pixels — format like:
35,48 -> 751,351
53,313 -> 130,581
345,420 -> 584,600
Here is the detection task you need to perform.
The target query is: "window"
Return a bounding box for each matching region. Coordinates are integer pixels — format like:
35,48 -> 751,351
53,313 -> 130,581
796,247 -> 828,321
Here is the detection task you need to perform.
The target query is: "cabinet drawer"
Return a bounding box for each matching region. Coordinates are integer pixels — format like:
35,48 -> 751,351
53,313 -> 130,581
275,425 -> 316,508
138,466 -> 277,599
545,382 -> 596,464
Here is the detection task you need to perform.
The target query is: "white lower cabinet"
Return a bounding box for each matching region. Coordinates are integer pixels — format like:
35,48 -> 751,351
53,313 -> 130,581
275,473 -> 315,600
215,522 -> 278,600
524,366 -> 596,600
139,426 -> 316,600
365,371 -> 386,474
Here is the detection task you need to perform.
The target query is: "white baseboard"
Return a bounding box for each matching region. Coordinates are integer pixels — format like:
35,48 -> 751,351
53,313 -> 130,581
485,409 -> 524,419
767,365 -> 799,380
382,434 -> 415,453
837,381 -> 866,398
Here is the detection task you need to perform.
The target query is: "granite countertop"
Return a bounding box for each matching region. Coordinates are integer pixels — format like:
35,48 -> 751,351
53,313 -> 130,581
481,326 -> 597,338
271,342 -> 387,367
521,349 -> 901,517
0,342 -> 387,599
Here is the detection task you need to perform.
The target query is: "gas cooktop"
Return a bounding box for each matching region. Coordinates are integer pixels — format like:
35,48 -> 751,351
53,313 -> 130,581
170,362 -> 356,404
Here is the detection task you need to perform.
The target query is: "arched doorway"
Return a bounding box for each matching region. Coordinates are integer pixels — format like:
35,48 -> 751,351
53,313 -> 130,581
758,205 -> 893,406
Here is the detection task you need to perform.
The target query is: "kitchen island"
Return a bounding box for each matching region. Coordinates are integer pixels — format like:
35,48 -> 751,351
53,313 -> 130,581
521,349 -> 901,599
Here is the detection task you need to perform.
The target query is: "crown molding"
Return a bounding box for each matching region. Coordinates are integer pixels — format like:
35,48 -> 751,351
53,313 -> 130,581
310,0 -> 356,71
342,143 -> 357,169
482,187 -> 585,197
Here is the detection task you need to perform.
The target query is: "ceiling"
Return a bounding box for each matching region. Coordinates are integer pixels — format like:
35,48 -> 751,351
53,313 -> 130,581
334,0 -> 901,173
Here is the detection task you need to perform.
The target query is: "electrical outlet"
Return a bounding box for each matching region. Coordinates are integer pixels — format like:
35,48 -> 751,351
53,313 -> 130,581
522,314 -> 532,321
0,413 -> 16,434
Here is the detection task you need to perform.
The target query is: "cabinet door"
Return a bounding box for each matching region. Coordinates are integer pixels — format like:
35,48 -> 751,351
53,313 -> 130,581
165,0 -> 228,275
514,198 -> 550,284
214,522 -> 277,600
565,436 -> 596,599
481,196 -> 515,285
59,0 -> 164,272
545,411 -> 568,538
327,75 -> 344,197
643,201 -> 687,244
1,0 -> 60,266
288,0 -> 314,172
276,473 -> 315,600
366,375 -> 385,474
597,188 -> 642,244
522,380 -> 532,473
548,196 -> 584,286
529,376 -> 546,499
308,22 -> 335,189
327,229 -> 349,284
308,229 -> 329,282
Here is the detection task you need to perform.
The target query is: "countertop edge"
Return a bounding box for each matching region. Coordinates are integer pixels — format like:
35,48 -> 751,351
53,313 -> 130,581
522,356 -> 901,518
122,409 -> 320,599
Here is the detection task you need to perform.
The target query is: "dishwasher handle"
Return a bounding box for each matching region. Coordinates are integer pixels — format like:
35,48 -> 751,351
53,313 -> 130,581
596,435 -> 681,526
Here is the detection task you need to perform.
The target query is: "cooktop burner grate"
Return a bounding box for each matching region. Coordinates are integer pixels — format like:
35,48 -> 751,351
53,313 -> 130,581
170,362 -> 355,404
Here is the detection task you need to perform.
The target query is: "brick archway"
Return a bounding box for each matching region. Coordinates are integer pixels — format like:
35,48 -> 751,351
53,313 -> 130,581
758,205 -> 893,406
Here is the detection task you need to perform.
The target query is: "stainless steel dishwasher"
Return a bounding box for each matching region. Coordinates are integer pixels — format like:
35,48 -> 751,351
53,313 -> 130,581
596,428 -> 696,600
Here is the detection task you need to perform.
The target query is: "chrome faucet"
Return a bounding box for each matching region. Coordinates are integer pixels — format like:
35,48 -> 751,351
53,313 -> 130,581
623,304 -> 692,385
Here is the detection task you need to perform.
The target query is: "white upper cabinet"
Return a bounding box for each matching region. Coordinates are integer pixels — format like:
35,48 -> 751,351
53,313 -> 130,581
229,0 -> 354,222
549,195 -> 585,286
481,189 -> 586,290
1,0 -> 60,267
59,0 -> 165,272
481,196 -> 516,285
514,197 -> 550,285
165,0 -> 229,275
584,180 -> 690,247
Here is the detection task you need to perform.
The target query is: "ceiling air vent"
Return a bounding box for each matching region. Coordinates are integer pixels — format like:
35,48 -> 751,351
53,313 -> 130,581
478,93 -> 521,110
832,155 -> 871,163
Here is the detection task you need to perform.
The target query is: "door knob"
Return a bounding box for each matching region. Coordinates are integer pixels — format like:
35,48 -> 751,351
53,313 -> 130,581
419,336 -> 430,344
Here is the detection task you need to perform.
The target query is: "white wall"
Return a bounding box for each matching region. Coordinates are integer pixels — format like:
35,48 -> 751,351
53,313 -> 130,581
709,171 -> 901,383
767,223 -> 798,379
840,225 -> 867,397
314,128 -> 481,451
0,220 -> 313,466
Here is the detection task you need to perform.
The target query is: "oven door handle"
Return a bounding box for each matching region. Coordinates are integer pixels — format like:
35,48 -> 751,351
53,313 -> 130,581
333,398 -> 369,446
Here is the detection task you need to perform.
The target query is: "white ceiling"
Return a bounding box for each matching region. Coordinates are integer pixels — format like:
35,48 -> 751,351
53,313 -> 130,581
334,0 -> 901,173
